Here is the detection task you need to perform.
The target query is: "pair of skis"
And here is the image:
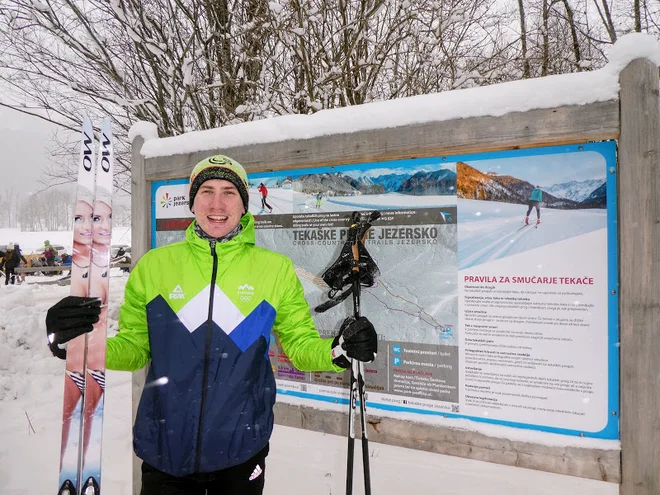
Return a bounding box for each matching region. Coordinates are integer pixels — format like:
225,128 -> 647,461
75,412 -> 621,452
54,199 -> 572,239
56,117 -> 114,495
316,211 -> 381,495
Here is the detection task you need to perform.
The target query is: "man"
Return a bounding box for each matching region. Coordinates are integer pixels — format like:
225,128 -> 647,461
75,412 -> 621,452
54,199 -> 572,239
524,185 -> 543,225
45,155 -> 377,495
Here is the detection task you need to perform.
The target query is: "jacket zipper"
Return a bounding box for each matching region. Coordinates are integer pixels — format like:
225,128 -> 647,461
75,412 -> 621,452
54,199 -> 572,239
195,240 -> 218,472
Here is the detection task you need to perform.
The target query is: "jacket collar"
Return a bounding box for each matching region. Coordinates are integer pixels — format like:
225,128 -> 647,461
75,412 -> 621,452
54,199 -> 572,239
185,213 -> 256,260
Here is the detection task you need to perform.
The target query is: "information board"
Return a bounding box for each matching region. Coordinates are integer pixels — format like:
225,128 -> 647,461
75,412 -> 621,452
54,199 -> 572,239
151,142 -> 618,438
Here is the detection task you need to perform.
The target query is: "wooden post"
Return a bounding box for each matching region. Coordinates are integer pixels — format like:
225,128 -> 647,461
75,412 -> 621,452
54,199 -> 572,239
130,134 -> 150,495
619,58 -> 660,495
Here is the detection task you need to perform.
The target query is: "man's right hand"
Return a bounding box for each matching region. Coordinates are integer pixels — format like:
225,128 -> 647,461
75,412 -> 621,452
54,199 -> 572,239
46,296 -> 101,359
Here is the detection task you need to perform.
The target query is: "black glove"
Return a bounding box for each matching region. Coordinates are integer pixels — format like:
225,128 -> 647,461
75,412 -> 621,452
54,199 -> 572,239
46,296 -> 101,359
331,316 -> 378,368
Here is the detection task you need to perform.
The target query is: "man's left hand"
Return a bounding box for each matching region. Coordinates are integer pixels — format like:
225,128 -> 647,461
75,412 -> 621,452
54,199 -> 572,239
331,316 -> 377,368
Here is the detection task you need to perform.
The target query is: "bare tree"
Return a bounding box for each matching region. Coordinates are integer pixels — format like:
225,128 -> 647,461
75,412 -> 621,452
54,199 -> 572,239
518,0 -> 531,78
593,0 -> 618,42
0,0 -> 277,189
0,0 -> 658,197
16,188 -> 73,230
0,188 -> 20,228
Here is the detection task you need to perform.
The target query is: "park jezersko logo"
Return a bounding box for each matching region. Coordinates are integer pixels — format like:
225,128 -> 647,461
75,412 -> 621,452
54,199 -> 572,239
160,192 -> 173,208
160,192 -> 189,209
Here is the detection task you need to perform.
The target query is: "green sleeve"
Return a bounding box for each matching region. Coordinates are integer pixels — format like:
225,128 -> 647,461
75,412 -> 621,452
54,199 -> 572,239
106,256 -> 151,371
273,259 -> 345,373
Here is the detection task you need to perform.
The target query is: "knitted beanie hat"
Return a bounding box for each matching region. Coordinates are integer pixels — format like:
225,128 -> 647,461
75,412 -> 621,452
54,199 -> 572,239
189,155 -> 249,213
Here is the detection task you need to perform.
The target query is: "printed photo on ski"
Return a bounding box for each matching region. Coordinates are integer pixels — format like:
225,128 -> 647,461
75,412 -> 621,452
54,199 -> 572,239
56,118 -> 113,495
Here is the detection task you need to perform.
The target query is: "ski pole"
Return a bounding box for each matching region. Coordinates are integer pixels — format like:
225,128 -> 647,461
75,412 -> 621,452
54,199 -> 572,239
345,212 -> 361,495
346,211 -> 379,495
346,358 -> 358,495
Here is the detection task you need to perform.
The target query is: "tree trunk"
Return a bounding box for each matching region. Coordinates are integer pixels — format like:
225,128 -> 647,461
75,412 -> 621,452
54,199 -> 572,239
517,0 -> 530,78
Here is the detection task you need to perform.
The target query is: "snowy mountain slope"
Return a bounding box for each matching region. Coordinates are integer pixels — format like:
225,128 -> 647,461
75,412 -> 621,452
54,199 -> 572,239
398,168 -> 456,195
292,190 -> 457,213
247,186 -> 294,215
582,182 -> 607,207
368,172 -> 410,192
457,162 -> 526,203
544,179 -> 604,202
458,199 -> 607,269
458,163 -> 597,209
293,172 -> 384,195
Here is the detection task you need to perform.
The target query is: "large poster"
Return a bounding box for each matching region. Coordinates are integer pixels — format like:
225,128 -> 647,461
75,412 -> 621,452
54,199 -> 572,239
151,142 -> 618,439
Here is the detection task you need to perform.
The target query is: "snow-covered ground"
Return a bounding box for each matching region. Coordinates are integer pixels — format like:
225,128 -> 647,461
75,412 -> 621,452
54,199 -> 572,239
295,191 -> 456,213
247,186 -> 293,216
0,249 -> 617,494
458,200 -> 607,270
0,227 -> 132,255
245,187 -> 457,216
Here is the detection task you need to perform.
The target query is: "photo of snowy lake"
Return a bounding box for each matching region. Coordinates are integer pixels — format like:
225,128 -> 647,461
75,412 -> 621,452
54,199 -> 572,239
457,147 -> 611,270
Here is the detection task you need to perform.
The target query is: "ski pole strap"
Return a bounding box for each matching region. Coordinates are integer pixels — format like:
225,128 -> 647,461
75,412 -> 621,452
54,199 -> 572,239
331,335 -> 351,369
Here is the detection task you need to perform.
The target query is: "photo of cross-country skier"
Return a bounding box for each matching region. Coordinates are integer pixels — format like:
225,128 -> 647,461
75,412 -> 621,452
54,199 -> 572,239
524,185 -> 544,226
457,148 -> 609,270
292,161 -> 456,213
247,176 -> 292,216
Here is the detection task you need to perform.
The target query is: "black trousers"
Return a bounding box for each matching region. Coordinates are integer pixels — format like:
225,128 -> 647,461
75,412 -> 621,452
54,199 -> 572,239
4,266 -> 15,285
140,445 -> 268,495
526,200 -> 541,219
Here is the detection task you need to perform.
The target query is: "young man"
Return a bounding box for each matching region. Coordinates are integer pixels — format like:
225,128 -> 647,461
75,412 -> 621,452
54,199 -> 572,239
45,155 -> 377,495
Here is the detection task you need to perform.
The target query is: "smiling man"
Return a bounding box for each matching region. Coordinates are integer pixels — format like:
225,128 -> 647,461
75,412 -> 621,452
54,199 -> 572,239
45,155 -> 378,495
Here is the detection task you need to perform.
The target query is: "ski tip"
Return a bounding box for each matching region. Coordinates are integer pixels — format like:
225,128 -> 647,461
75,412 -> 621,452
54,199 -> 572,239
58,480 -> 76,495
83,476 -> 100,495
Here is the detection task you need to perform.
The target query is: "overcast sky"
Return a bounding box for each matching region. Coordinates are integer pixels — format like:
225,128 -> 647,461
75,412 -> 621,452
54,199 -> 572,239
0,106 -> 62,195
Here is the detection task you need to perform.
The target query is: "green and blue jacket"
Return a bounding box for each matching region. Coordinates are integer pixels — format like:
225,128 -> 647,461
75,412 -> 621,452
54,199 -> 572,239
106,214 -> 341,476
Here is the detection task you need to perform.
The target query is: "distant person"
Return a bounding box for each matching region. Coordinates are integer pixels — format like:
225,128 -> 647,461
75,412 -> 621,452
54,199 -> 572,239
61,252 -> 72,267
14,243 -> 28,284
113,246 -> 130,273
316,192 -> 323,209
1,242 -> 27,286
257,183 -> 273,213
525,185 -> 543,225
43,240 -> 57,275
